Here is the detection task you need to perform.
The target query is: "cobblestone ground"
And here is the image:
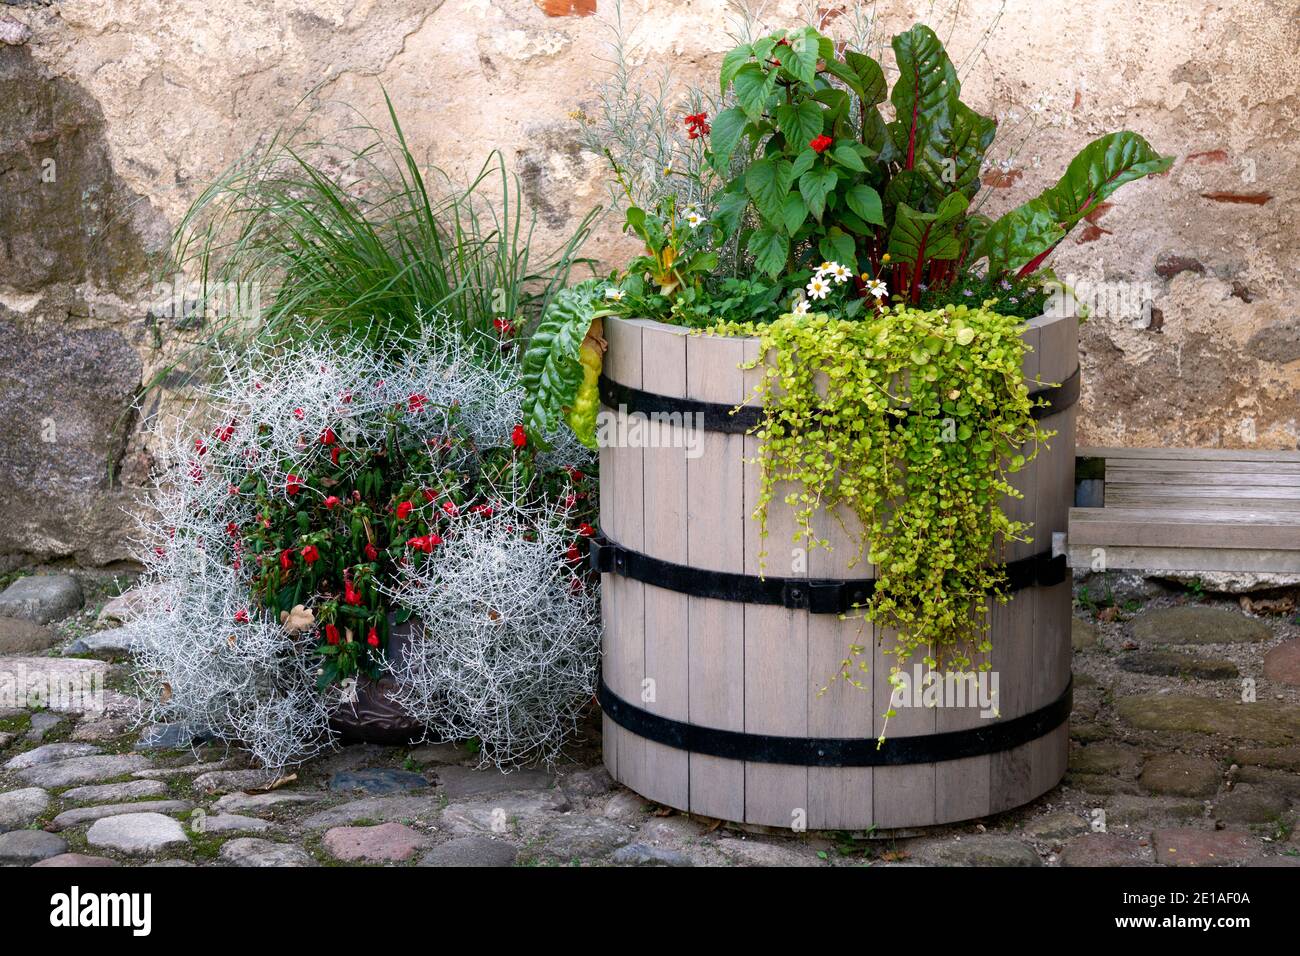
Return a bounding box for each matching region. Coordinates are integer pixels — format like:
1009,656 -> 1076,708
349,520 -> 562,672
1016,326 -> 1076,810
1,569 -> 1298,867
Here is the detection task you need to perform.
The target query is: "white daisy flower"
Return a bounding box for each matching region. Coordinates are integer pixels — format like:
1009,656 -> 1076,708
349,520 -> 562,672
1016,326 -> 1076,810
605,287 -> 626,301
867,279 -> 888,299
816,261 -> 835,276
684,211 -> 704,229
806,276 -> 831,300
831,263 -> 852,284
791,298 -> 811,316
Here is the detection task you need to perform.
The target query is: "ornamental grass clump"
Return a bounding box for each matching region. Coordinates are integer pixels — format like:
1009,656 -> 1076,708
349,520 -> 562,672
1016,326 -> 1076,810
130,321 -> 598,769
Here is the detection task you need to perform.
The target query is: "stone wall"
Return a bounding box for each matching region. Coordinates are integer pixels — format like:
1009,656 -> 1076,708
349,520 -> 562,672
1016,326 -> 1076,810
1,0 -> 1297,566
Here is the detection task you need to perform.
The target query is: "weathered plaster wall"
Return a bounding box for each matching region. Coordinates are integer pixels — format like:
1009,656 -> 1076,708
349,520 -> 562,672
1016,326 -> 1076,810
0,0 -> 1296,565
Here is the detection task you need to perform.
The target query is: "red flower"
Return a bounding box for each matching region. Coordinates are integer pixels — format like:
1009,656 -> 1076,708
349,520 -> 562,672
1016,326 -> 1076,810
293,407 -> 304,420
408,393 -> 427,414
684,111 -> 711,140
364,542 -> 379,561
194,438 -> 208,456
234,609 -> 249,623
406,533 -> 442,554
442,500 -> 459,517
225,521 -> 239,537
279,550 -> 294,571
565,544 -> 581,562
577,522 -> 596,538
344,578 -> 362,605
331,445 -> 341,465
366,627 -> 380,648
286,474 -> 302,495
396,500 -> 414,520
567,467 -> 585,482
810,134 -> 834,154
228,484 -> 239,496
320,427 -> 337,446
421,488 -> 437,503
561,492 -> 577,508
214,423 -> 236,442
493,317 -> 515,337
471,504 -> 494,518
301,545 -> 320,564
325,624 -> 340,646
511,424 -> 527,448
324,495 -> 341,510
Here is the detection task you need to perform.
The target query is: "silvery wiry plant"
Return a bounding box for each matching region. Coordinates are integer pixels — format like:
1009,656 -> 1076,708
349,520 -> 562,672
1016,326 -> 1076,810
379,491 -> 601,769
129,316 -> 595,771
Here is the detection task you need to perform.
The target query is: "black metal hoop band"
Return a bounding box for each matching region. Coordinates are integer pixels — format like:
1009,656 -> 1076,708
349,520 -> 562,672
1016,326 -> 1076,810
590,535 -> 1068,614
598,366 -> 1080,435
598,677 -> 1071,767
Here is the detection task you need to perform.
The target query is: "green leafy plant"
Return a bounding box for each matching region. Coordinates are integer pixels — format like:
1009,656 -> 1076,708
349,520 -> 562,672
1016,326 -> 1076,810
707,23 -> 1172,303
714,302 -> 1050,687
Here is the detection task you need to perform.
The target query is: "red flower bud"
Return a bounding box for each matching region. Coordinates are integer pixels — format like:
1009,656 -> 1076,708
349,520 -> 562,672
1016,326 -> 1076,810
396,500 -> 413,520
511,424 -> 527,448
320,427 -> 337,446
565,544 -> 581,562
367,627 -> 380,648
407,393 -> 427,413
286,474 -> 302,495
280,550 -> 294,571
234,609 -> 249,623
293,408 -> 304,420
301,545 -> 319,564
810,134 -> 834,154
442,500 -> 459,517
325,623 -> 340,646
364,543 -> 379,561
577,522 -> 596,538
324,495 -> 341,510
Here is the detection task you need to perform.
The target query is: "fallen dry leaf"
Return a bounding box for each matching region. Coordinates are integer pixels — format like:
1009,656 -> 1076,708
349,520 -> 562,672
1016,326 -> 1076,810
160,683 -> 172,703
280,604 -> 315,634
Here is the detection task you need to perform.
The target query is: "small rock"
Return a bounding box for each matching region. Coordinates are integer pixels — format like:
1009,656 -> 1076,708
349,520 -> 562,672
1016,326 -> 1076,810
96,587 -> 156,627
71,717 -> 132,742
329,767 -> 430,795
1118,649 -> 1238,680
1231,766 -> 1300,798
4,741 -> 102,770
1263,640 -> 1300,686
434,765 -> 553,800
561,766 -> 616,799
192,769 -> 279,794
0,732 -> 13,749
220,838 -> 314,867
1231,745 -> 1300,771
419,835 -> 519,867
196,814 -> 275,834
25,711 -> 66,742
32,853 -> 119,867
1117,695 -> 1300,745
1104,794 -> 1204,825
610,842 -> 694,867
62,779 -> 168,803
1139,754 -> 1222,797
441,790 -> 571,834
0,13 -> 33,46
0,618 -> 60,654
0,829 -> 67,863
52,800 -> 192,831
323,822 -> 430,862
86,812 -> 189,854
926,835 -> 1042,867
1151,828 -> 1255,867
211,791 -> 326,814
134,723 -> 202,751
715,837 -> 822,867
1213,785 -> 1287,824
1059,833 -> 1148,867
301,795 -> 440,830
18,753 -> 150,788
134,759 -> 240,779
0,786 -> 50,832
603,791 -> 650,821
535,817 -> 633,863
0,657 -> 109,717
1071,617 -> 1099,651
0,574 -> 84,624
1132,606 -> 1271,645
63,628 -> 135,656
1022,811 -> 1089,842
1069,742 -> 1144,778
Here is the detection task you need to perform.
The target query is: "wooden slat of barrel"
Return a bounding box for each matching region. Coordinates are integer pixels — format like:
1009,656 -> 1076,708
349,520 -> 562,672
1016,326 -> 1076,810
1030,313 -> 1077,797
807,504 -> 874,829
872,623 -> 937,827
601,317 -> 646,797
686,332 -> 746,821
638,321 -> 691,809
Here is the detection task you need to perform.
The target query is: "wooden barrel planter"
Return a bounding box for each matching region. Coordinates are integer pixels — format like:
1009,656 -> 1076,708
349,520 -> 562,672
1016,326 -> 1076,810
595,308 -> 1078,830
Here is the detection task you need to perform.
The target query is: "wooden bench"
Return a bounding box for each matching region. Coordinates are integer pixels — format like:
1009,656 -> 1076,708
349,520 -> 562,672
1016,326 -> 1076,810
1065,446 -> 1300,575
